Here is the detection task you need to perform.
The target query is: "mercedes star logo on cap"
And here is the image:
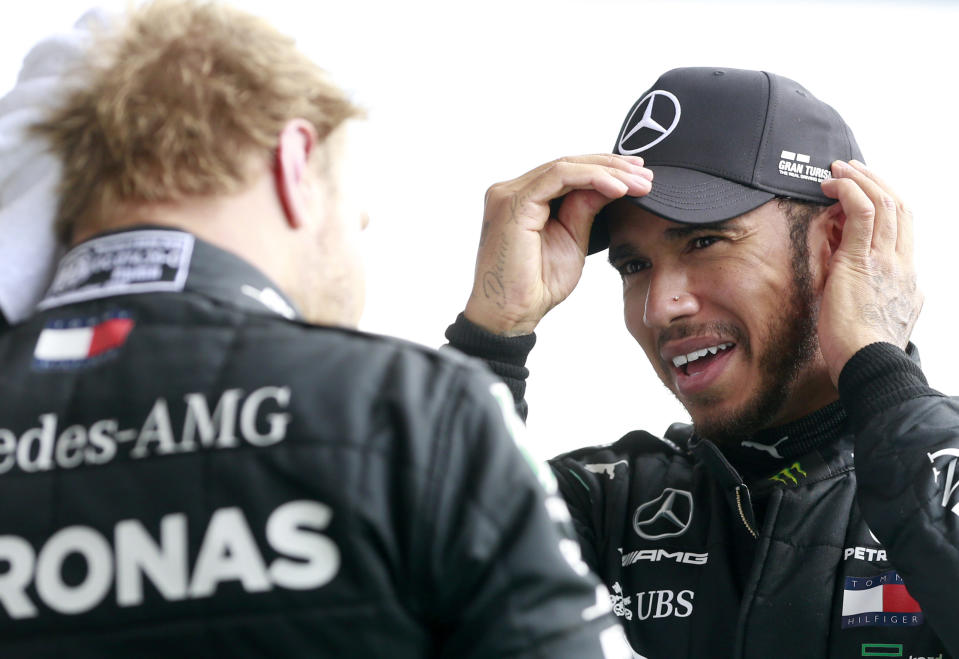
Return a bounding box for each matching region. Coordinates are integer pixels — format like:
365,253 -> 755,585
617,90 -> 681,155
632,487 -> 694,540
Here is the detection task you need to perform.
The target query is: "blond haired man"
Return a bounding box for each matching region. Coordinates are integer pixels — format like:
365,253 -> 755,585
0,3 -> 630,657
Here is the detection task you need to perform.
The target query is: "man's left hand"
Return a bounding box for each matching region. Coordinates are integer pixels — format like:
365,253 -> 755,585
818,160 -> 923,385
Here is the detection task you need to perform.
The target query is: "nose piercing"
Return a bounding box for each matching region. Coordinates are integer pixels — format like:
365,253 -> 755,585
672,295 -> 680,301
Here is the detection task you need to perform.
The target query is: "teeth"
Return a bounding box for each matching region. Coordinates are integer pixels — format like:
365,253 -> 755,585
672,342 -> 733,368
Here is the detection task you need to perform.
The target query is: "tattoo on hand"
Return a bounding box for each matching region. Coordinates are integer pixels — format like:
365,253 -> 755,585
508,193 -> 527,225
860,303 -> 884,326
482,271 -> 505,309
481,234 -> 510,308
857,270 -> 919,348
479,220 -> 491,247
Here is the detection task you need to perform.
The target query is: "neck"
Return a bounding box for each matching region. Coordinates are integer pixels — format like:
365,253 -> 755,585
772,364 -> 839,428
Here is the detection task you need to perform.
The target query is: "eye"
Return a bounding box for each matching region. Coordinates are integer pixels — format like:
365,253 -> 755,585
616,259 -> 650,277
690,235 -> 721,250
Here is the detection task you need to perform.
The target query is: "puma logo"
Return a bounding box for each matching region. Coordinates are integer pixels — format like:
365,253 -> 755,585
741,436 -> 788,459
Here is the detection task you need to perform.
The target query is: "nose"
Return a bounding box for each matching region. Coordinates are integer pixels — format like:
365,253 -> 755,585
643,267 -> 699,329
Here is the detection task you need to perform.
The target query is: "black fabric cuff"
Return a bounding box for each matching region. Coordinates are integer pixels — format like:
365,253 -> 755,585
837,342 -> 940,432
444,313 -> 536,417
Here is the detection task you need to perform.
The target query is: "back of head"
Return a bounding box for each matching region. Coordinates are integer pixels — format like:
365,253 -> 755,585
34,0 -> 362,244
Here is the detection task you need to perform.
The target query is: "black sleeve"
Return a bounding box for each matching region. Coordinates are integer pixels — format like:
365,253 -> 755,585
550,460 -> 603,576
443,313 -> 536,421
421,367 -> 629,659
839,342 -> 959,655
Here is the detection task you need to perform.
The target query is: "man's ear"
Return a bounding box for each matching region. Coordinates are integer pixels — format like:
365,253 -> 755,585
809,202 -> 846,289
821,202 -> 846,255
275,119 -> 318,229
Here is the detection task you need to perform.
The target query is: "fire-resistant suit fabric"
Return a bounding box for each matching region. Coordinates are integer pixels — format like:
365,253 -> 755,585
0,228 -> 630,659
445,313 -> 959,659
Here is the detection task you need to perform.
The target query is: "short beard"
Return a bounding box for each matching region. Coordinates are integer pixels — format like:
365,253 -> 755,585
690,201 -> 822,445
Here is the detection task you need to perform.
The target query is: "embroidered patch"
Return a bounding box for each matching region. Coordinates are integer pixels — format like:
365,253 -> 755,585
841,571 -> 923,629
33,312 -> 135,371
38,231 -> 194,310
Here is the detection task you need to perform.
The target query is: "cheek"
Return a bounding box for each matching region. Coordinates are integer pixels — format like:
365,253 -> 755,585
622,292 -> 673,385
622,288 -> 652,346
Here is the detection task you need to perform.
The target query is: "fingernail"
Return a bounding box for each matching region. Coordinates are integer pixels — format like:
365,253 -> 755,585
849,159 -> 868,171
831,160 -> 847,176
636,168 -> 654,181
630,173 -> 652,187
623,155 -> 645,165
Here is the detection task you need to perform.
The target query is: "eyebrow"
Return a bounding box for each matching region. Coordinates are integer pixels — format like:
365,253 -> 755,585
607,218 -> 746,267
662,218 -> 745,240
607,244 -> 644,267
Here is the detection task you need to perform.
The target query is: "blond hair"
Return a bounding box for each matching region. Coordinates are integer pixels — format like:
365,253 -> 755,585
35,0 -> 363,242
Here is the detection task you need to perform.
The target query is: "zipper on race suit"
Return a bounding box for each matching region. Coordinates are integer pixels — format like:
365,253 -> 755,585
734,485 -> 759,539
687,435 -> 760,539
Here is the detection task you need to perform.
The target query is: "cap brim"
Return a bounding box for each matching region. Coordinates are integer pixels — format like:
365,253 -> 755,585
588,166 -> 776,254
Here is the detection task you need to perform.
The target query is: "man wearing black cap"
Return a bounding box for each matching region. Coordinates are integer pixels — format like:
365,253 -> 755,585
447,67 -> 959,658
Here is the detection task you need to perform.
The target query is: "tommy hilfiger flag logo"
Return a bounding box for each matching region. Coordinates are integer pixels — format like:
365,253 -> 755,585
841,570 -> 923,629
33,314 -> 134,370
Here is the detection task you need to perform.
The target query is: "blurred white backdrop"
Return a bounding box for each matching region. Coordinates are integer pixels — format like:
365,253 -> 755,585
3,1 -> 957,461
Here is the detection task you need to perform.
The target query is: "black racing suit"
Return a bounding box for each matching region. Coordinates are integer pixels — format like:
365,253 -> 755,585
447,313 -> 959,659
0,227 -> 631,659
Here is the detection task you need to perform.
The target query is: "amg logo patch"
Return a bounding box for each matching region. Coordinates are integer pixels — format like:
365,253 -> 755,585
619,547 -> 708,566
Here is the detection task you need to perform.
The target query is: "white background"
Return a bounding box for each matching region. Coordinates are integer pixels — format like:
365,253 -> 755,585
3,1 -> 957,461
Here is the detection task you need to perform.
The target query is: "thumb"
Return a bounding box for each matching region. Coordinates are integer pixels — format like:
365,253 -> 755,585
556,189 -> 619,253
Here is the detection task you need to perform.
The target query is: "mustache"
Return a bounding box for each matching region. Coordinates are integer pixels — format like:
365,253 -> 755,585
657,321 -> 749,356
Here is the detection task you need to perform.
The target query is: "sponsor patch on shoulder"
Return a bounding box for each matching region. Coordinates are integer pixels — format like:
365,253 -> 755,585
32,312 -> 135,371
584,460 -> 628,480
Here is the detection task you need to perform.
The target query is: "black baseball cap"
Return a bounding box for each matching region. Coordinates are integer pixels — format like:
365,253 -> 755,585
588,67 -> 863,254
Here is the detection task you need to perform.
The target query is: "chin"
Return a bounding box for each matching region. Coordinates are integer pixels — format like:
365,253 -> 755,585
678,389 -> 737,421
686,388 -> 791,445
687,411 -> 734,441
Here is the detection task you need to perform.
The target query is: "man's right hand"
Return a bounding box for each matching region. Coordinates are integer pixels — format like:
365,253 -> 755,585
463,155 -> 653,336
